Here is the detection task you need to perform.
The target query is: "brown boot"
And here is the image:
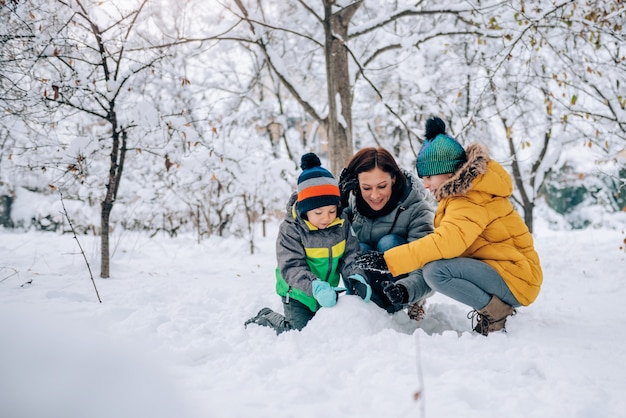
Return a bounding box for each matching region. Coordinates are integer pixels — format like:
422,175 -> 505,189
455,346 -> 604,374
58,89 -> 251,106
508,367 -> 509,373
407,300 -> 426,322
469,296 -> 516,336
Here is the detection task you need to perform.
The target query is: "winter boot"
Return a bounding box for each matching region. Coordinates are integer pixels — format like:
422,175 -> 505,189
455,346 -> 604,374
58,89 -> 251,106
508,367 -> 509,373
407,299 -> 426,322
244,307 -> 274,328
469,296 -> 516,336
245,307 -> 289,334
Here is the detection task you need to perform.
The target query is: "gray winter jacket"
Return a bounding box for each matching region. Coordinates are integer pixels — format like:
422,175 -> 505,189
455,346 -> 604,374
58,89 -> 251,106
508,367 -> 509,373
275,192 -> 366,312
342,169 -> 436,304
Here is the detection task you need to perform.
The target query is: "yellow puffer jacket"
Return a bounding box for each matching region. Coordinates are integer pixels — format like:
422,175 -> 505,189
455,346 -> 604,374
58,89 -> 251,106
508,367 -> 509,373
383,144 -> 542,306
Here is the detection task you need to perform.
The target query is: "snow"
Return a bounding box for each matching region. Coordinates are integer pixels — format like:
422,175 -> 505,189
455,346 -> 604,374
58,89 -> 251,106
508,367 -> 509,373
1,222 -> 625,418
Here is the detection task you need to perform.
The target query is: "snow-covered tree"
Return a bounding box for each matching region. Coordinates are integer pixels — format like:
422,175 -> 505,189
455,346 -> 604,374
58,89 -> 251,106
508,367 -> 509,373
1,0 -> 624,261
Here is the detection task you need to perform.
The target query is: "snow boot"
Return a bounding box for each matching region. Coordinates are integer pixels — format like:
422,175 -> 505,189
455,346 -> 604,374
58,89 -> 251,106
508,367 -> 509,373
407,299 -> 426,322
469,296 -> 516,336
245,307 -> 294,335
244,307 -> 274,328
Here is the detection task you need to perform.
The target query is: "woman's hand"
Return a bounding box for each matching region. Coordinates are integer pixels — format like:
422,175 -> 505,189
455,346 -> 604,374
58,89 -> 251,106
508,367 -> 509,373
355,251 -> 389,273
339,167 -> 358,208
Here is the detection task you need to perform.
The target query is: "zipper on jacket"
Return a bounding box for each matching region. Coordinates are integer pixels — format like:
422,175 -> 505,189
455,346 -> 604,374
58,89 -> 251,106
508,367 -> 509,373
286,287 -> 291,303
325,244 -> 333,282
386,206 -> 406,236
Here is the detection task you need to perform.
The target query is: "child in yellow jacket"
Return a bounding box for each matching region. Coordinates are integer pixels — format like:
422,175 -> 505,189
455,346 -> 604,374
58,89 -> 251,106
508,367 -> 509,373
380,117 -> 543,336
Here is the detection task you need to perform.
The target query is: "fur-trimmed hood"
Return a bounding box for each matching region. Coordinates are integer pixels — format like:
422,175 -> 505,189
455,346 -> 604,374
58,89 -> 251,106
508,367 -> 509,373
435,143 -> 512,201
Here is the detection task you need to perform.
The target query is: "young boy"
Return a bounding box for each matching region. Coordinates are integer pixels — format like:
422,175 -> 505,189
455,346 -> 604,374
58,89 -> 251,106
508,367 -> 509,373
245,153 -> 371,334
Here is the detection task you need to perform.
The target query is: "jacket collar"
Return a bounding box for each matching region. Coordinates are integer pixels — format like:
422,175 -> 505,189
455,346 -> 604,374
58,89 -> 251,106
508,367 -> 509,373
436,143 -> 490,200
290,204 -> 344,230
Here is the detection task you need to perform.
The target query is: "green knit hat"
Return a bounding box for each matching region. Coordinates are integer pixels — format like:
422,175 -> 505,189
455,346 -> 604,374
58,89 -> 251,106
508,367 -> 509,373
416,117 -> 466,178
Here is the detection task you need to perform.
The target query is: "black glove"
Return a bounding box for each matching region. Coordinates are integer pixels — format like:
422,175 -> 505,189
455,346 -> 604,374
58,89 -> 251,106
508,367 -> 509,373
345,274 -> 372,302
382,281 -> 408,305
355,250 -> 389,273
339,167 -> 358,208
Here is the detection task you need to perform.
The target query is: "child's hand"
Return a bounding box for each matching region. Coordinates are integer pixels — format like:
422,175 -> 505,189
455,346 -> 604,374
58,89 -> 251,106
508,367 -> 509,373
346,274 -> 372,302
311,279 -> 338,307
382,281 -> 408,305
355,251 -> 389,273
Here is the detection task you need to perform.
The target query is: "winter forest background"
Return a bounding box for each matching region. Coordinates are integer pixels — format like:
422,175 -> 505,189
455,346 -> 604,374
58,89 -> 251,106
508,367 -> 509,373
1,0 -> 625,278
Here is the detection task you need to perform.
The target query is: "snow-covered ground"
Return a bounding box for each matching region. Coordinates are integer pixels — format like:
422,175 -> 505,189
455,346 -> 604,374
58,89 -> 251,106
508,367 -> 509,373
1,222 -> 625,418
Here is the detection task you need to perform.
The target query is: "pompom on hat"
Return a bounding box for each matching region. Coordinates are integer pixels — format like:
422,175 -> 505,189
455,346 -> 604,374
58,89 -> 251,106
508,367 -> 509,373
416,117 -> 467,178
297,153 -> 341,217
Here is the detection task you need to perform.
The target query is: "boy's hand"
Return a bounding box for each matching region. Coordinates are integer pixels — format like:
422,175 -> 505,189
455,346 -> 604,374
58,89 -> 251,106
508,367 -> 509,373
311,279 -> 338,307
345,274 -> 371,302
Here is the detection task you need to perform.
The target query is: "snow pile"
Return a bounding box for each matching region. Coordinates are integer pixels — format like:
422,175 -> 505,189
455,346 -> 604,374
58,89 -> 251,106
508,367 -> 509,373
1,223 -> 625,417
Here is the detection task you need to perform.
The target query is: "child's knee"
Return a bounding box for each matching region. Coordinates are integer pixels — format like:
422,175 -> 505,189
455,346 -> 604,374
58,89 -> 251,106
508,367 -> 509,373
422,262 -> 447,288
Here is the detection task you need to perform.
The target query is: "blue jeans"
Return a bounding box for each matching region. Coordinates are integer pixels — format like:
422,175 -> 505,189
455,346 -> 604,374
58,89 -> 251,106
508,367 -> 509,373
358,234 -> 435,309
421,258 -> 521,310
360,234 -> 407,253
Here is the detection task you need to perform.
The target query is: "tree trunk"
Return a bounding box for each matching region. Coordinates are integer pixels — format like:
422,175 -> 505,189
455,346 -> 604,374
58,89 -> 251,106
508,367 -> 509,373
100,124 -> 126,278
523,200 -> 534,233
504,118 -> 535,233
101,201 -> 111,278
323,1 -> 362,175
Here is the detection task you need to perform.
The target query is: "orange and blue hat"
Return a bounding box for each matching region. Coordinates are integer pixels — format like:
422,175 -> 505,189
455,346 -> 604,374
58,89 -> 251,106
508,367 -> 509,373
297,153 -> 341,217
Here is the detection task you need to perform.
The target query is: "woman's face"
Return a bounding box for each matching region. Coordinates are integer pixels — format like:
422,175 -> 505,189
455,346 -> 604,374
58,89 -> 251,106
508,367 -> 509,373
358,167 -> 395,211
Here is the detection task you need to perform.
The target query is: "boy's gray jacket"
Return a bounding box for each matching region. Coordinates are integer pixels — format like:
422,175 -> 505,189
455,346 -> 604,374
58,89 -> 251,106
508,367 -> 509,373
275,193 -> 365,312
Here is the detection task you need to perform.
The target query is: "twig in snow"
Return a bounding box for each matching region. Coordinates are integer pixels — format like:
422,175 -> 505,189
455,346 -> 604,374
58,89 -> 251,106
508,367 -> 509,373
52,185 -> 102,303
0,266 -> 19,283
413,331 -> 426,417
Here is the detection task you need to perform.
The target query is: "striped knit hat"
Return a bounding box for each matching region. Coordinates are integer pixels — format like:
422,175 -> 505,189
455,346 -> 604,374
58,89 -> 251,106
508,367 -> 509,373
297,153 -> 340,218
416,117 -> 467,178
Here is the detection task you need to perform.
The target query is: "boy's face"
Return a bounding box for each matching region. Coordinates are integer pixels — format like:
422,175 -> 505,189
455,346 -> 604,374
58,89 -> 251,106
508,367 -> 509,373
306,205 -> 338,229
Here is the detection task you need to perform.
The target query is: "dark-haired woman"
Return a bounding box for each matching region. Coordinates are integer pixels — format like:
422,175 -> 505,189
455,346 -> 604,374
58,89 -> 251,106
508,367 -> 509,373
339,147 -> 436,317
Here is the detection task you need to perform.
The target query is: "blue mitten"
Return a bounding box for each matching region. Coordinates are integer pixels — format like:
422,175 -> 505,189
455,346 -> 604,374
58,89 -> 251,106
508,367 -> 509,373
346,274 -> 372,303
311,279 -> 338,307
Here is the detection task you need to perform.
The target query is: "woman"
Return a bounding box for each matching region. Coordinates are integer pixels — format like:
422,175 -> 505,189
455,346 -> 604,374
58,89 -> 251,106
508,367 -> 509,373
339,147 -> 436,317
381,117 -> 543,335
